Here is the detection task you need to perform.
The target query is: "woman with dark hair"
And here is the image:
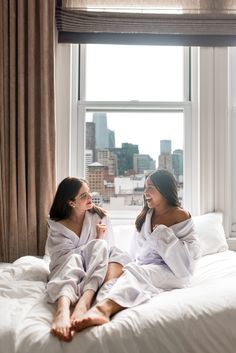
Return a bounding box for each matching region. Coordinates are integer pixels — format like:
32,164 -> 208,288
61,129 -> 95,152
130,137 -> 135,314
70,169 -> 201,333
46,177 -> 131,342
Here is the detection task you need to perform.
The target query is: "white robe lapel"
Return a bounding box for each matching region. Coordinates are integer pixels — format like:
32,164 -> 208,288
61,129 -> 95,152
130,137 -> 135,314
143,209 -> 153,237
79,211 -> 94,245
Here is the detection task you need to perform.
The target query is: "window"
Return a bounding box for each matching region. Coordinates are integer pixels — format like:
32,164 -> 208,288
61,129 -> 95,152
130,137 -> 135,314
76,44 -> 191,220
56,44 -> 232,236
85,45 -> 184,101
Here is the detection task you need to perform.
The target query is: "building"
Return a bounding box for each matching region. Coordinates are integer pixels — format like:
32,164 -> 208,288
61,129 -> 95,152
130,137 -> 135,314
158,139 -> 172,171
97,149 -> 118,181
86,121 -> 96,161
172,149 -> 183,182
111,143 -> 139,175
108,129 -> 115,148
160,140 -> 172,154
87,162 -> 105,197
133,154 -> 156,174
85,149 -> 93,179
93,112 -> 109,149
158,153 -> 172,171
114,175 -> 145,206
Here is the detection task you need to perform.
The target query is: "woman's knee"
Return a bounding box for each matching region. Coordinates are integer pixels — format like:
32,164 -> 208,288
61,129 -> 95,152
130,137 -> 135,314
104,262 -> 123,282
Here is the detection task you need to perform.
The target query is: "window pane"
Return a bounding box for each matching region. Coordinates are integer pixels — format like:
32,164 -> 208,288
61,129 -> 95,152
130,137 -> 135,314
85,112 -> 184,214
85,45 -> 184,101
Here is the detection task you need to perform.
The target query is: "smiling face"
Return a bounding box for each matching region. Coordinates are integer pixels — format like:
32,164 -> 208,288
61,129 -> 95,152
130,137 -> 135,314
144,177 -> 167,209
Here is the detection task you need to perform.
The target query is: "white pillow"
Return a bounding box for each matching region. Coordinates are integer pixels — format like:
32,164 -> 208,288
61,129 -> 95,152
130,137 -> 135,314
113,225 -> 134,254
193,212 -> 228,256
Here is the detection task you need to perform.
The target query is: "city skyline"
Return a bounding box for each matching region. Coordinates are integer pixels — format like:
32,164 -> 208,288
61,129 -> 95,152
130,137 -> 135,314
87,112 -> 184,162
86,114 -> 183,207
86,113 -> 183,181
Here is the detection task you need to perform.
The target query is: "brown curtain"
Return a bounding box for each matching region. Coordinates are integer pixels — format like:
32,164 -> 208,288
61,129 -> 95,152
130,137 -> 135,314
0,0 -> 56,262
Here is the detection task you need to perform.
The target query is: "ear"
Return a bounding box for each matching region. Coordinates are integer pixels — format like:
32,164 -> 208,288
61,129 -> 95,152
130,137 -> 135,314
68,200 -> 76,208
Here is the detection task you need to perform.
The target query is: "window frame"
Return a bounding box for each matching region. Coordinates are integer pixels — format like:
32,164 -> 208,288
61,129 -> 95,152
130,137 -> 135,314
55,43 -> 233,239
71,44 -> 198,215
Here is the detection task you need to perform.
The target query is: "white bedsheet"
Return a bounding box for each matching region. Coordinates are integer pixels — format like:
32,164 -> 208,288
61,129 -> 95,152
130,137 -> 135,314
1,251 -> 236,353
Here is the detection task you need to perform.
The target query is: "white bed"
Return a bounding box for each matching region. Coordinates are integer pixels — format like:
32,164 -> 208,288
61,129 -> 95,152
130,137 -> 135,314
1,213 -> 236,353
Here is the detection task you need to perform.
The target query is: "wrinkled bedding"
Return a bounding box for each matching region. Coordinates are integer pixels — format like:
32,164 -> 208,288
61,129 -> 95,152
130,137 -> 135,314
1,251 -> 236,353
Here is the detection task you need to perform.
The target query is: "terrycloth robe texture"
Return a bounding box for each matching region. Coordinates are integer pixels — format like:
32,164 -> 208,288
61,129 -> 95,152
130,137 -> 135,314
46,211 -> 131,303
99,210 -> 201,308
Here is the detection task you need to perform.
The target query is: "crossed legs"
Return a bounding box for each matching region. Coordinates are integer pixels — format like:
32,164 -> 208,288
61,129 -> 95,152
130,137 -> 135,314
51,262 -> 123,341
51,288 -> 95,342
71,298 -> 124,332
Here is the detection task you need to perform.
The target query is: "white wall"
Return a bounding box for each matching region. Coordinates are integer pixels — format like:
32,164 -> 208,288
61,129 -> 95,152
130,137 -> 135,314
229,48 -> 236,237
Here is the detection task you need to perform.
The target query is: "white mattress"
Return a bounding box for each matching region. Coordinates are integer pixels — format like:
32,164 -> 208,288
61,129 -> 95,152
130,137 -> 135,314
1,250 -> 236,353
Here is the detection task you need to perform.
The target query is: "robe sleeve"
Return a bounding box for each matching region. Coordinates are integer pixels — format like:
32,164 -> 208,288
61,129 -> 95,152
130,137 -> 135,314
151,223 -> 201,278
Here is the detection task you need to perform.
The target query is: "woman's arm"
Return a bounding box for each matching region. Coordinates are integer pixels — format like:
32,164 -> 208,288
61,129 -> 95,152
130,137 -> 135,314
152,222 -> 201,278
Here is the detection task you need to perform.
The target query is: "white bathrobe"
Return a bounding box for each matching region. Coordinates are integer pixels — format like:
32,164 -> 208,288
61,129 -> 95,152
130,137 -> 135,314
100,209 -> 201,308
46,211 -> 131,304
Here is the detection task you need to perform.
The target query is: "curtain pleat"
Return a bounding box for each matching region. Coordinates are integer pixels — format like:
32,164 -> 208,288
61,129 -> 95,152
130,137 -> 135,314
9,0 -> 19,261
17,0 -> 28,256
0,0 -> 56,262
37,0 -> 56,256
0,1 -> 7,261
27,0 -> 37,256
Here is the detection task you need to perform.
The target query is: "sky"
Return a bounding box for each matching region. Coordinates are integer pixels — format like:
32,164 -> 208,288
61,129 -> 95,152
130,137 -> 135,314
85,44 -> 184,161
87,112 -> 183,162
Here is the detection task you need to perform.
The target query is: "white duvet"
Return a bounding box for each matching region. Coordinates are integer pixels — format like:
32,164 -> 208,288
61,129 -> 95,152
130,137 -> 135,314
1,251 -> 236,353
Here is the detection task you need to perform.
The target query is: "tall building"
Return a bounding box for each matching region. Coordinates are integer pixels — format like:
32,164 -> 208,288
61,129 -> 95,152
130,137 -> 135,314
158,153 -> 172,171
172,149 -> 183,182
108,129 -> 115,148
160,140 -> 172,154
109,148 -> 124,176
85,150 -> 93,179
93,112 -> 109,149
110,143 -> 139,176
121,143 -> 139,174
133,154 -> 156,174
86,122 -> 96,163
158,140 -> 172,171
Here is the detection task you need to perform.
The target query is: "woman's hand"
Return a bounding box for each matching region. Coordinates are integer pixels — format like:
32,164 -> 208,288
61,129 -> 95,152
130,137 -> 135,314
96,221 -> 106,239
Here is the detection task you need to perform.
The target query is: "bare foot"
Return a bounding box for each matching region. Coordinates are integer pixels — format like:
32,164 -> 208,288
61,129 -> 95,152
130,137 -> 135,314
51,306 -> 74,342
71,306 -> 109,332
70,303 -> 88,327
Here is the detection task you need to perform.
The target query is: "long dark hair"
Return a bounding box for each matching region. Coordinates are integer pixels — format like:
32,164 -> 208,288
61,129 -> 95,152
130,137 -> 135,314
49,177 -> 106,221
135,169 -> 181,232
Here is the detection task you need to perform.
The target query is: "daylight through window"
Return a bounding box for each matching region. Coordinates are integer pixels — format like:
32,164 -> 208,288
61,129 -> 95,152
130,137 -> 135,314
80,44 -> 189,219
